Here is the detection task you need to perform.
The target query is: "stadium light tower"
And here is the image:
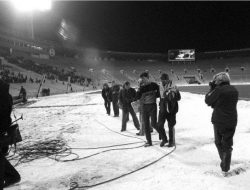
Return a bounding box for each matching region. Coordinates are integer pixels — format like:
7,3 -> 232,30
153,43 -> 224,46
11,0 -> 52,40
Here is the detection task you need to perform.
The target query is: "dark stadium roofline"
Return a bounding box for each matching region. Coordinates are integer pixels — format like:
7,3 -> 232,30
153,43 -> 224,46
103,50 -> 167,56
204,48 -> 250,54
92,48 -> 250,56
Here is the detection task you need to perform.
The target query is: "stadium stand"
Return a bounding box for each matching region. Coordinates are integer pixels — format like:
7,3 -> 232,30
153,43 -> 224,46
1,25 -> 250,100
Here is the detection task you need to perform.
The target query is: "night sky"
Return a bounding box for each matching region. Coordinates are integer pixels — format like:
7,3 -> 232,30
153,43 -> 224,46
1,1 -> 250,53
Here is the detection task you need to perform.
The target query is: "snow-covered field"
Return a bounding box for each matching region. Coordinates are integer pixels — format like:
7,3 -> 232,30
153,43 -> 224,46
7,91 -> 250,190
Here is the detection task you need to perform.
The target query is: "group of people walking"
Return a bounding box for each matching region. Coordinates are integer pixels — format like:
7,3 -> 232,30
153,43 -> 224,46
0,69 -> 239,190
102,71 -> 239,174
0,67 -> 241,190
102,72 -> 181,148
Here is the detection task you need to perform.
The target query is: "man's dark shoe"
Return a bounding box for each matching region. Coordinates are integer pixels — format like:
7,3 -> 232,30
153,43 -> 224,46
144,142 -> 152,147
221,152 -> 231,172
160,140 -> 168,147
136,132 -> 144,136
121,129 -> 126,132
167,143 -> 175,147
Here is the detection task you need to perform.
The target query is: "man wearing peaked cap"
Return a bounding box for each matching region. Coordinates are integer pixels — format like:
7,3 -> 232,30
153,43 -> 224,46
158,73 -> 181,147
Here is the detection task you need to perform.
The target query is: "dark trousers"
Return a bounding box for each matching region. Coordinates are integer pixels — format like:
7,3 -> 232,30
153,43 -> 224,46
158,111 -> 172,143
112,96 -> 119,116
158,101 -> 177,144
166,113 -> 176,144
143,103 -> 159,145
104,100 -> 111,115
213,124 -> 236,172
0,151 -> 21,189
121,106 -> 140,131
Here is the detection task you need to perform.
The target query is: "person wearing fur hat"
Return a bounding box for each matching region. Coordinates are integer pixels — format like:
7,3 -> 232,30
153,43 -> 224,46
205,72 -> 238,174
158,73 -> 181,147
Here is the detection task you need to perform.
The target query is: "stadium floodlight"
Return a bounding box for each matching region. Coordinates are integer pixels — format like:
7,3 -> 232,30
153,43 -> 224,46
11,0 -> 52,40
11,0 -> 52,12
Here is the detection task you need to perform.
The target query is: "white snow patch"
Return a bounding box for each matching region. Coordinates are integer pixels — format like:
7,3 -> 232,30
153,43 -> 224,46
6,91 -> 250,190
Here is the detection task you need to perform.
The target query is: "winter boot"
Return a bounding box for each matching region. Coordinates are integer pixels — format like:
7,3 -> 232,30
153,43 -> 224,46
168,126 -> 175,147
144,142 -> 152,147
160,139 -> 168,147
221,151 -> 232,172
136,132 -> 144,136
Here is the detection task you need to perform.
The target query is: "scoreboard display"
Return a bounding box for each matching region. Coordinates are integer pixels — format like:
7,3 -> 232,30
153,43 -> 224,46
168,49 -> 195,61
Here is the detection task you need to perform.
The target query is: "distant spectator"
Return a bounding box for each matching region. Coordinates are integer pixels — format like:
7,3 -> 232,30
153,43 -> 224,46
18,86 -> 27,103
41,88 -> 50,96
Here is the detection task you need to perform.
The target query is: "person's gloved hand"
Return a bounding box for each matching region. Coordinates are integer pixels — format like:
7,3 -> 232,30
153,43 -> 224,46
209,81 -> 216,91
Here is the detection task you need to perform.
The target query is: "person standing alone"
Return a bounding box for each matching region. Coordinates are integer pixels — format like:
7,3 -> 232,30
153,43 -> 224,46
205,72 -> 238,174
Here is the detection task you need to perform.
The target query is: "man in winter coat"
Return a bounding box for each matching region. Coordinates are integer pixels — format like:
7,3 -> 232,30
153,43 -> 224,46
102,83 -> 112,115
119,81 -> 140,132
136,72 -> 164,147
205,72 -> 238,174
157,73 -> 181,147
0,79 -> 21,189
136,78 -> 153,136
111,81 -> 120,117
